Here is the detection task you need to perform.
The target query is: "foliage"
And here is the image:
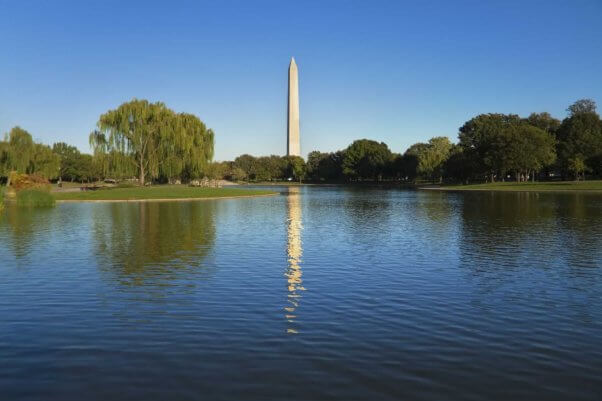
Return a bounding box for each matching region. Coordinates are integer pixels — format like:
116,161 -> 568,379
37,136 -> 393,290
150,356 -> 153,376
506,124 -> 556,181
306,151 -> 345,181
52,142 -> 97,182
0,127 -> 60,184
556,101 -> 602,177
415,137 -> 453,183
4,127 -> 34,175
231,154 -> 307,182
90,99 -> 214,185
524,112 -> 560,135
284,156 -> 306,181
342,139 -> 393,180
30,143 -> 61,180
9,172 -> 51,191
17,189 -> 56,207
567,99 -> 597,116
567,157 -> 586,181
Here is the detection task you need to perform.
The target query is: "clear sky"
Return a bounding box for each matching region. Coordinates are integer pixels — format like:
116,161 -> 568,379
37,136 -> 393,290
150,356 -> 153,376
1,0 -> 601,160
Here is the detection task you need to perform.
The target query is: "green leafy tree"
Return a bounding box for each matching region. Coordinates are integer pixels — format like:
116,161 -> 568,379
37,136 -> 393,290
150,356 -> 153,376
505,124 -> 556,181
458,113 -> 524,181
284,156 -> 306,182
30,143 -> 61,180
416,136 -> 453,183
525,112 -> 561,136
342,139 -> 392,181
306,151 -> 345,182
568,99 -> 597,116
53,142 -> 81,181
567,157 -> 586,181
3,127 -> 35,186
90,99 -> 214,185
234,154 -> 256,180
442,145 -> 473,183
556,99 -> 602,178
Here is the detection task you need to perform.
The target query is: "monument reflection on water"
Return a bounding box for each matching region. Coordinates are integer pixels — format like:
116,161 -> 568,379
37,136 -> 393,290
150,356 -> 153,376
285,187 -> 304,334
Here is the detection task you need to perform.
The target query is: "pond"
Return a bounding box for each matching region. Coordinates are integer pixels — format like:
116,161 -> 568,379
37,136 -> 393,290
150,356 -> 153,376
1,186 -> 602,400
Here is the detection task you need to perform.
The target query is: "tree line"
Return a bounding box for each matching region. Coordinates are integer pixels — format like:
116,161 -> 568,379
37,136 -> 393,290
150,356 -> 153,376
1,99 -> 215,185
211,98 -> 601,183
1,98 -> 600,185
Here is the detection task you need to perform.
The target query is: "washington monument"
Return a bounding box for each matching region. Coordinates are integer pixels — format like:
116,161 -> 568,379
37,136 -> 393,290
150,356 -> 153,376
287,57 -> 300,156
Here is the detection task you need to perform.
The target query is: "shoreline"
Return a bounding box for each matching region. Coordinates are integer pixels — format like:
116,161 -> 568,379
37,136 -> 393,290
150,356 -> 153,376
54,192 -> 279,203
419,186 -> 602,193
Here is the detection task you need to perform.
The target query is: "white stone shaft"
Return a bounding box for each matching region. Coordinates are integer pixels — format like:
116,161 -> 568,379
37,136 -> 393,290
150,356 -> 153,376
287,58 -> 300,156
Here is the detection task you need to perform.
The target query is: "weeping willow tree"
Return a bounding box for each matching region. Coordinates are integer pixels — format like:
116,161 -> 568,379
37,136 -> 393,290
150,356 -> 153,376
161,113 -> 215,181
89,99 -> 214,185
2,127 -> 34,186
1,127 -> 60,185
29,143 -> 61,180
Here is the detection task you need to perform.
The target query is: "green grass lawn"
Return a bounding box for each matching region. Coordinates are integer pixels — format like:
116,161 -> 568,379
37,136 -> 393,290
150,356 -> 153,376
53,185 -> 277,201
436,180 -> 602,192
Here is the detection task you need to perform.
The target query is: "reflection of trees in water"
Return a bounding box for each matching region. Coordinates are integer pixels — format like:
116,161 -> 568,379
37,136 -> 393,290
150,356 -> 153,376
554,193 -> 602,270
285,187 -> 304,334
458,191 -> 602,323
341,188 -> 394,239
459,191 -> 602,270
411,191 -> 459,236
92,201 -> 216,286
0,206 -> 53,260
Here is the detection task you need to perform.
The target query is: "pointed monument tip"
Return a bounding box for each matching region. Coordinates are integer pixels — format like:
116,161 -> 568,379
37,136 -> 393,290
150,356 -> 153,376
291,57 -> 296,64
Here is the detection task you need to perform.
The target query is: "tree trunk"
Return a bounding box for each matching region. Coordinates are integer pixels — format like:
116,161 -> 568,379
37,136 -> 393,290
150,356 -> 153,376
139,162 -> 145,186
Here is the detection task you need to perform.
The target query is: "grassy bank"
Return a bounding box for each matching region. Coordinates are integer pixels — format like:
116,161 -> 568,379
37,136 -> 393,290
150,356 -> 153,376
53,185 -> 277,202
427,180 -> 602,192
17,189 -> 56,207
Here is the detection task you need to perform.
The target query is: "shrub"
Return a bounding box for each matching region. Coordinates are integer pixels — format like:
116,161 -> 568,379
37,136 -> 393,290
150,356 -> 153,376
9,172 -> 51,191
16,189 -> 55,208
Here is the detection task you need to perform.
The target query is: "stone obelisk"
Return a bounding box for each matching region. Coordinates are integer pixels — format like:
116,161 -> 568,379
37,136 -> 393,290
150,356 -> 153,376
287,57 -> 300,156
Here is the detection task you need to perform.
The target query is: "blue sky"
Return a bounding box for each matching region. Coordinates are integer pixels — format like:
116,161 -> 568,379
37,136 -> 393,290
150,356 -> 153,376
0,0 -> 601,160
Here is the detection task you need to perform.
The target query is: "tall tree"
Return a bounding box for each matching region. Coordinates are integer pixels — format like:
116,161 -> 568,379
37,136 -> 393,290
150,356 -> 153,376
567,99 -> 597,116
505,124 -> 556,181
416,136 -> 453,183
90,99 -> 214,185
30,143 -> 61,180
525,112 -> 561,135
458,113 -> 523,181
284,156 -> 306,182
3,127 -> 35,185
342,139 -> 392,180
556,99 -> 602,177
53,142 -> 81,181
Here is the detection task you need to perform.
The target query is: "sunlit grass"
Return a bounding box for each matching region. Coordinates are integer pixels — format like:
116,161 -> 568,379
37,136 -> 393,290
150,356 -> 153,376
438,180 -> 602,191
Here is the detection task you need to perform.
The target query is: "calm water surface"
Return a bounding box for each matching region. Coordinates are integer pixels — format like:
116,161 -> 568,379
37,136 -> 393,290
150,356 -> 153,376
2,187 -> 602,400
